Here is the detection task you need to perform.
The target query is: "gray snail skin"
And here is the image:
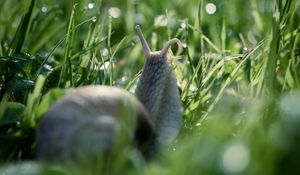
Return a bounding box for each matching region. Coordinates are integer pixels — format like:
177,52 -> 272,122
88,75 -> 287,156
36,25 -> 183,163
135,25 -> 183,154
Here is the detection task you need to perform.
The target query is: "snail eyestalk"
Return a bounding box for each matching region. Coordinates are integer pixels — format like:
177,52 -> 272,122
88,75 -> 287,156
135,25 -> 151,58
161,38 -> 183,57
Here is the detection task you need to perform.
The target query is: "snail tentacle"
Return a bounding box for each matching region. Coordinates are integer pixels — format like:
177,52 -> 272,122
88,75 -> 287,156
135,25 -> 151,58
160,38 -> 183,58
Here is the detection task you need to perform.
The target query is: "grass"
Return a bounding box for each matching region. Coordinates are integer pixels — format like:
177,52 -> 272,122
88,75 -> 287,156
0,0 -> 300,174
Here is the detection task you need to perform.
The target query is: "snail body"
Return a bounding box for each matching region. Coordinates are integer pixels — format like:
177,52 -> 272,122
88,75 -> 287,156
36,26 -> 183,162
135,25 -> 183,150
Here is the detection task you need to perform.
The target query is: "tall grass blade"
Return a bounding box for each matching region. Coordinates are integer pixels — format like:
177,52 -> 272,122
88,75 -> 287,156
24,75 -> 46,128
59,4 -> 77,87
200,41 -> 264,123
264,5 -> 280,94
9,0 -> 36,54
108,16 -> 113,86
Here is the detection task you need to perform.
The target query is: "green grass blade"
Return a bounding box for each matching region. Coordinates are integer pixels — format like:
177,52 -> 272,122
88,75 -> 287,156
9,0 -> 36,54
108,16 -> 113,86
221,18 -> 226,52
59,4 -> 78,87
264,8 -> 280,94
24,75 -> 46,128
200,41 -> 264,123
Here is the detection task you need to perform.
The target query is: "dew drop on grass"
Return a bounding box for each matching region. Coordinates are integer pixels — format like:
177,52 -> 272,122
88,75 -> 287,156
44,64 -> 53,71
87,3 -> 95,9
221,142 -> 250,174
195,123 -> 201,126
180,22 -> 187,29
100,62 -> 110,71
91,16 -> 97,22
101,48 -> 109,57
108,7 -> 121,18
189,84 -> 197,92
41,6 -> 48,13
205,3 -> 217,15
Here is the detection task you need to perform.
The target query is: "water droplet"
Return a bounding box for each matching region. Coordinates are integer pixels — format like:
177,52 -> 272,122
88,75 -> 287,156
87,3 -> 95,9
41,6 -> 48,13
91,16 -> 97,22
189,84 -> 197,92
101,48 -> 109,57
221,142 -> 250,174
100,61 -> 110,71
44,64 -> 53,71
205,3 -> 217,15
108,7 -> 121,18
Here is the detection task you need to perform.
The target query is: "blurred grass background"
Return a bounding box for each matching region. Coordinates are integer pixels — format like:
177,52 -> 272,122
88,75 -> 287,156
0,0 -> 300,174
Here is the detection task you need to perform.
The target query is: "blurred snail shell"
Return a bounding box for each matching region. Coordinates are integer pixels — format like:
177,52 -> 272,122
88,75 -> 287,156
36,86 -> 153,161
36,25 -> 183,162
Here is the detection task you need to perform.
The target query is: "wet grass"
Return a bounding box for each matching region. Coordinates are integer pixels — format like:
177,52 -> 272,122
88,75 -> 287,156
0,0 -> 300,174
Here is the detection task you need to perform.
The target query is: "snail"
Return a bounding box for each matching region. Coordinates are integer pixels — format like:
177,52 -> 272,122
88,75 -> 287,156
36,25 -> 183,163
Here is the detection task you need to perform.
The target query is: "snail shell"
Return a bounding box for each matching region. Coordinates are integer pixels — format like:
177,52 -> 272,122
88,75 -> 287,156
36,86 -> 154,162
